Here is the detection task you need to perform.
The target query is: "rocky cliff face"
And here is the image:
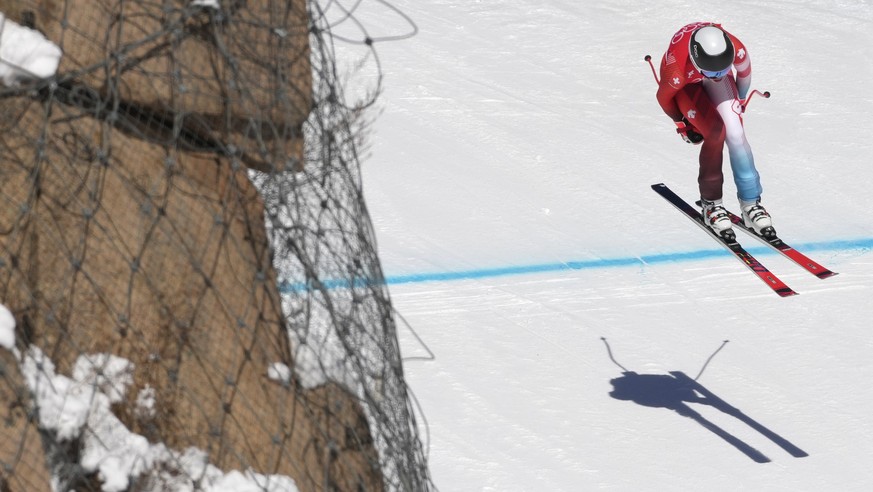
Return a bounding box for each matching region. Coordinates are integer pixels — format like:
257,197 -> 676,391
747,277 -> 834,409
0,2 -> 383,490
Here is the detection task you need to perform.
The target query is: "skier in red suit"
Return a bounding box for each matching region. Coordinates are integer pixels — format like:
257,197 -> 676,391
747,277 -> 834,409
656,22 -> 774,239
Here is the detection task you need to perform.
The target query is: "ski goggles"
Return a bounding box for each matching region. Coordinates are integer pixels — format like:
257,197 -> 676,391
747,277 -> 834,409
701,67 -> 731,79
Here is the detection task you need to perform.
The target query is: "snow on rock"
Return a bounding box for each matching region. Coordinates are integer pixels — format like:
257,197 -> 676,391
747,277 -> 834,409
80,413 -> 166,492
287,341 -> 330,388
134,385 -> 157,419
20,347 -> 93,441
72,353 -> 134,404
18,346 -> 300,491
190,0 -> 220,9
267,362 -> 292,385
204,470 -> 299,492
0,13 -> 62,86
0,303 -> 14,350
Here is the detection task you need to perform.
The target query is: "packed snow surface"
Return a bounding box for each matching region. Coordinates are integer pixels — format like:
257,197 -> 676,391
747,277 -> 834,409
351,0 -> 873,490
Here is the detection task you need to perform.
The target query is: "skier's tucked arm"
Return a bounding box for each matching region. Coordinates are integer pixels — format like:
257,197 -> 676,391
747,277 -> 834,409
656,56 -> 686,122
656,82 -> 683,122
656,77 -> 702,144
730,34 -> 752,101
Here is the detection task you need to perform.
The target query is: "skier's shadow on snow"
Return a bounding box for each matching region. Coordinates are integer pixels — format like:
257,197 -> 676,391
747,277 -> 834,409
609,371 -> 808,463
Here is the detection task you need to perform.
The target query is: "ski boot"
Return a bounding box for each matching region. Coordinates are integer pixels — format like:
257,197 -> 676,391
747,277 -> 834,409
740,199 -> 776,238
701,198 -> 735,241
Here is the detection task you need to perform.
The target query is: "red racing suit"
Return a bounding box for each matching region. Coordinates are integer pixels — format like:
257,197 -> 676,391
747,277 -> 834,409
655,22 -> 762,202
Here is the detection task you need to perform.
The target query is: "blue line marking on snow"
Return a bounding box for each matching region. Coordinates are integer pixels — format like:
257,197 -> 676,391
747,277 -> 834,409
380,238 -> 872,286
279,237 -> 872,292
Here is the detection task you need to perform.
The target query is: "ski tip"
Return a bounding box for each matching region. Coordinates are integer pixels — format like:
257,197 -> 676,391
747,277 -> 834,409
817,271 -> 839,279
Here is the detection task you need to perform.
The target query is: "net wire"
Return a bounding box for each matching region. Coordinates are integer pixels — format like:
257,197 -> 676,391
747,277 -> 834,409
0,1 -> 432,490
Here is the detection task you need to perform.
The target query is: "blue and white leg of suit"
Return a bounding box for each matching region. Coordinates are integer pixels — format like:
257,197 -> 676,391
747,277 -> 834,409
703,76 -> 762,202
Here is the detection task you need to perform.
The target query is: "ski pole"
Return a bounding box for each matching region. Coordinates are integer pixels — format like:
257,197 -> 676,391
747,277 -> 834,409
643,54 -> 659,84
741,89 -> 770,112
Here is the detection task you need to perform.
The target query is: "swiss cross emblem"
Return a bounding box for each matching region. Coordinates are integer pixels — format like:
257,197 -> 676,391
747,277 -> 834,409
738,48 -> 746,59
672,76 -> 681,85
687,109 -> 697,119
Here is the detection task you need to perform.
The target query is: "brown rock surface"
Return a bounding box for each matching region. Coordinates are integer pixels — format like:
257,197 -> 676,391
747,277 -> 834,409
0,1 -> 383,490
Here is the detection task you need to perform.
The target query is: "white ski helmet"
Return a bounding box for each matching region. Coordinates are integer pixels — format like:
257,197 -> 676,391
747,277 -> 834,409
689,25 -> 735,77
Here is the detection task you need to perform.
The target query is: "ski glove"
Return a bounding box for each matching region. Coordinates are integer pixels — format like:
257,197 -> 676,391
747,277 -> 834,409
675,118 -> 703,145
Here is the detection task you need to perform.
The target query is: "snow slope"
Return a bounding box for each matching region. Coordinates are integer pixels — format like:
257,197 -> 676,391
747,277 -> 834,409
353,0 -> 873,490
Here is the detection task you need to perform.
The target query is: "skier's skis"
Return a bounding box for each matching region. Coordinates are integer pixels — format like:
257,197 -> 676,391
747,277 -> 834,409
651,183 -> 797,297
722,209 -> 838,279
